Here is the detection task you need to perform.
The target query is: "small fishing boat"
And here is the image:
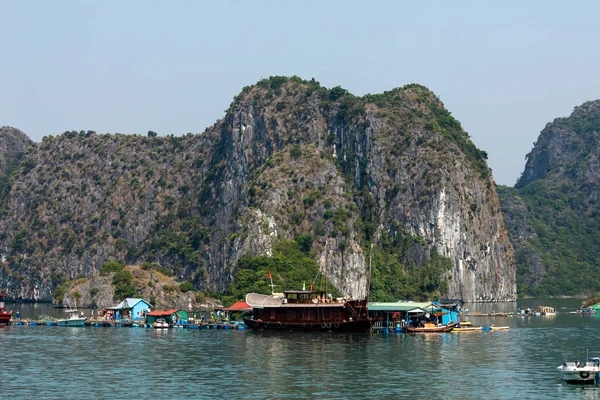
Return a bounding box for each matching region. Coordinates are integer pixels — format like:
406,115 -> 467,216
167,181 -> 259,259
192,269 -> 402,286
0,294 -> 11,325
558,357 -> 600,383
56,300 -> 86,327
153,318 -> 169,328
406,322 -> 458,333
489,325 -> 510,330
453,325 -> 483,332
56,309 -> 86,327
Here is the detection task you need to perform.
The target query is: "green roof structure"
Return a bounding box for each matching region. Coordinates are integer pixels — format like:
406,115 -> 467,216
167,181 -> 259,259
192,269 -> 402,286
368,302 -> 441,312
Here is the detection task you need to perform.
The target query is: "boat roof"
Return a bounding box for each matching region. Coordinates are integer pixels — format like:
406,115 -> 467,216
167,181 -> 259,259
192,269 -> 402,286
246,293 -> 347,309
283,290 -> 327,295
368,302 -> 441,312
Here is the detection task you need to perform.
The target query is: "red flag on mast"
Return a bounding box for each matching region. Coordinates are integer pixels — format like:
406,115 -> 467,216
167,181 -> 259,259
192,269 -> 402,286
268,270 -> 272,280
310,282 -> 313,291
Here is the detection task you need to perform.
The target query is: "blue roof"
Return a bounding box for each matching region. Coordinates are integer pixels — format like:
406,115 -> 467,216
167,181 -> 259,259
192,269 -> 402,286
111,298 -> 152,310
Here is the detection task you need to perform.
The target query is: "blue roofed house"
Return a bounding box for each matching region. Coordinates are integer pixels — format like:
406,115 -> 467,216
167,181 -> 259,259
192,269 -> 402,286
111,298 -> 152,320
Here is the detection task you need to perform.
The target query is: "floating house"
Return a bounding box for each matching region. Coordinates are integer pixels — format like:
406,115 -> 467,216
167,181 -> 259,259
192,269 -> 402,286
147,309 -> 188,325
109,298 -> 152,320
220,301 -> 252,322
369,301 -> 458,331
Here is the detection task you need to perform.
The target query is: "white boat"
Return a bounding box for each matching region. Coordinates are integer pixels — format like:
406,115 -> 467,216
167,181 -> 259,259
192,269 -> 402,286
56,300 -> 86,327
153,318 -> 169,328
56,309 -> 87,327
557,357 -> 600,382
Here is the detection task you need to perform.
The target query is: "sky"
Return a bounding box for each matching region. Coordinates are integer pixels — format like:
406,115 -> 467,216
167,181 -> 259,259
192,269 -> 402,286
1,1 -> 599,186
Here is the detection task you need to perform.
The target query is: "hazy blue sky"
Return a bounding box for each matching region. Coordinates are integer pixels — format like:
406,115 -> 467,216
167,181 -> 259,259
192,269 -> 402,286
2,1 -> 599,185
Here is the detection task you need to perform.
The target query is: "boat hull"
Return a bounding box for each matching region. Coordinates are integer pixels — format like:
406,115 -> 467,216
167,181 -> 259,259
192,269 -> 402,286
558,367 -> 599,383
453,326 -> 483,332
243,318 -> 371,333
0,312 -> 11,325
56,318 -> 86,327
406,322 -> 458,333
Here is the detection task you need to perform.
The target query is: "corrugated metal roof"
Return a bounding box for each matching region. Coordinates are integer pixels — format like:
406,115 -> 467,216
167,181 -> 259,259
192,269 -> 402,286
147,309 -> 180,316
223,301 -> 252,311
110,298 -> 151,310
368,302 -> 439,311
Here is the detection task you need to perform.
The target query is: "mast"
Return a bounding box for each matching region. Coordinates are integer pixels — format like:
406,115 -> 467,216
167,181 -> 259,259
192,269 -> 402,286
268,270 -> 276,294
366,242 -> 373,302
325,239 -> 329,298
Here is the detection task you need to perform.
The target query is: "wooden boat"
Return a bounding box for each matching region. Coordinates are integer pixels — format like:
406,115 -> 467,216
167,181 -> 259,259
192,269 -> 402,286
0,294 -> 11,325
406,322 -> 458,333
243,291 -> 371,332
453,326 -> 483,332
489,325 -> 510,330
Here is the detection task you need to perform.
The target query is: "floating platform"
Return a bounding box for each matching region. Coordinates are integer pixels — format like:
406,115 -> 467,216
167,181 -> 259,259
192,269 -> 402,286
7,318 -> 247,330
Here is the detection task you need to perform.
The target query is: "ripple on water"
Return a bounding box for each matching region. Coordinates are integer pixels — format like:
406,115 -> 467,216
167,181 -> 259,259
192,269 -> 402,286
3,314 -> 600,399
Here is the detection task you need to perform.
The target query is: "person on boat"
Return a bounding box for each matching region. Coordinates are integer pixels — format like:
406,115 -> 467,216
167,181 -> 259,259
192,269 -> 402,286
16,311 -> 20,320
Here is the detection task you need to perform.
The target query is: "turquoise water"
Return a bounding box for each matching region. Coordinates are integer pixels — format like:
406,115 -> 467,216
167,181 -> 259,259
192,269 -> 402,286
2,299 -> 600,399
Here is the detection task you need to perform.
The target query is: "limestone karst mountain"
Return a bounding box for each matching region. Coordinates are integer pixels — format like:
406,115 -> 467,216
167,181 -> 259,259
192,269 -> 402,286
499,100 -> 600,296
0,76 -> 516,303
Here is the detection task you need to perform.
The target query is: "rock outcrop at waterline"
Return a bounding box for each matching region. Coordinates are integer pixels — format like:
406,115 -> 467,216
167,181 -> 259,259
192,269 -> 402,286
0,77 -> 516,302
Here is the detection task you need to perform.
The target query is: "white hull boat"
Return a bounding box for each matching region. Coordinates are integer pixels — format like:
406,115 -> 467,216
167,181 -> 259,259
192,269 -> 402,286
558,357 -> 600,383
153,318 -> 169,328
56,316 -> 87,327
56,301 -> 86,327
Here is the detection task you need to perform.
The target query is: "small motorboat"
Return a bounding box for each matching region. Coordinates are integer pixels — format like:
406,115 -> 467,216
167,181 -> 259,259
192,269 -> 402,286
558,357 -> 600,383
453,325 -> 483,332
406,322 -> 458,333
153,318 -> 169,328
56,300 -> 86,327
56,309 -> 86,327
489,325 -> 510,330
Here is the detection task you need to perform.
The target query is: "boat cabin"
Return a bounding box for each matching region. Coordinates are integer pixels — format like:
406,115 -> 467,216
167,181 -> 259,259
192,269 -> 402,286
282,290 -> 343,304
247,291 -> 366,326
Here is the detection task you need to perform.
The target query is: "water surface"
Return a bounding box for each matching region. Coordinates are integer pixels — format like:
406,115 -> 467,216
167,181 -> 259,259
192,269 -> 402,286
2,299 -> 599,399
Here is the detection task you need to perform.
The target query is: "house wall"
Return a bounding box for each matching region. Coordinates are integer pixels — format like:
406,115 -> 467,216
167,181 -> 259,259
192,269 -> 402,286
132,302 -> 151,320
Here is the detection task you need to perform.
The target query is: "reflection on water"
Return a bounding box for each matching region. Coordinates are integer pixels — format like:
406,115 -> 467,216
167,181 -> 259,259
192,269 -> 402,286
2,301 -> 600,399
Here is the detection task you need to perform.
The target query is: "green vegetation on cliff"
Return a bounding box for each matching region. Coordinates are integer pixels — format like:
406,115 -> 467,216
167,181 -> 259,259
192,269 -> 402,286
221,239 -> 329,306
1,76 -> 505,303
500,100 -> 600,297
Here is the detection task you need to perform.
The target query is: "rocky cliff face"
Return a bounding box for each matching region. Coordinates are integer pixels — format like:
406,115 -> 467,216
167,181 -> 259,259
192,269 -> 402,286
0,126 -> 32,193
517,101 -> 600,189
500,100 -> 600,296
0,77 -> 516,302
